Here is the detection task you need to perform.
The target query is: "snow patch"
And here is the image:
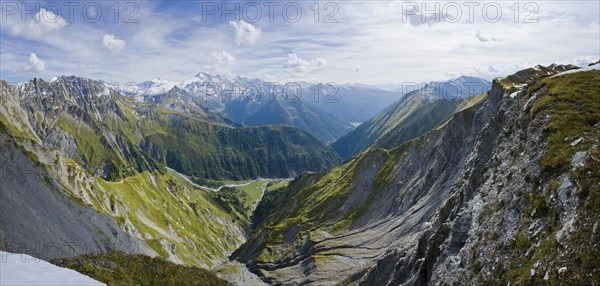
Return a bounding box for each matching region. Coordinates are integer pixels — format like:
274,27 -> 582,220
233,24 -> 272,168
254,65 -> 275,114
551,64 -> 599,77
98,85 -> 111,97
0,251 -> 105,285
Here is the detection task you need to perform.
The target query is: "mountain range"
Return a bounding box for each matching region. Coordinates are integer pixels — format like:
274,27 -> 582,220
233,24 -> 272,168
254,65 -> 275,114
1,76 -> 340,181
1,62 -> 598,285
129,74 -> 407,143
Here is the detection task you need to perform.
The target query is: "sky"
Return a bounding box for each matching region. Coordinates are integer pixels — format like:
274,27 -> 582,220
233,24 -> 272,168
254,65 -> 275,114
1,0 -> 599,87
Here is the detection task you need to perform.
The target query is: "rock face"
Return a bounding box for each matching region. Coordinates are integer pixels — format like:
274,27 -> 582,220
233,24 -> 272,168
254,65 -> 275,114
0,132 -> 149,260
233,65 -> 600,285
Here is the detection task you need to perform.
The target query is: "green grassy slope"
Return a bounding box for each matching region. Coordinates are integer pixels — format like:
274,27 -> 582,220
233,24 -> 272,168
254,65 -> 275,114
142,113 -> 340,180
54,252 -> 228,286
501,70 -> 600,284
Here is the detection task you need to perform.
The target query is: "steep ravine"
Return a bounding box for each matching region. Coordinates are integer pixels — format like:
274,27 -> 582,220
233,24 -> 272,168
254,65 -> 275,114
232,64 -> 599,285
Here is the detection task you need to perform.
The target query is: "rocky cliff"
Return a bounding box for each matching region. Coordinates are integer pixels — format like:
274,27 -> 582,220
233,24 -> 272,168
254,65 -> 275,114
0,131 -> 149,261
233,64 -> 600,285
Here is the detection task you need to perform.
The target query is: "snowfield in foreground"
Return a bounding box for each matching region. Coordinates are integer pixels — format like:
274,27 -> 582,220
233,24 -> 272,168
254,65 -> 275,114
0,251 -> 105,286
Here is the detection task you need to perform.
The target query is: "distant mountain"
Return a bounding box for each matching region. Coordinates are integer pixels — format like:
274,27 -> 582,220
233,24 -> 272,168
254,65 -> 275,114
386,76 -> 491,96
414,76 -> 491,99
133,73 -> 227,110
300,83 -> 404,123
223,96 -> 352,143
131,74 -> 354,142
0,76 -> 340,180
331,76 -> 490,159
138,77 -> 177,95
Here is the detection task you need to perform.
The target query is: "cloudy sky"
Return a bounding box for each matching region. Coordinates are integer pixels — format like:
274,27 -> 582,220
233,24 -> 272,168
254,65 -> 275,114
1,1 -> 598,87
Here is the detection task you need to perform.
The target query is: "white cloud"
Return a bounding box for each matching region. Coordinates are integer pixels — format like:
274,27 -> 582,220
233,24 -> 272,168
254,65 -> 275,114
229,20 -> 262,45
284,53 -> 309,72
102,34 -> 126,54
315,58 -> 327,67
2,1 -> 598,85
23,53 -> 46,72
351,65 -> 361,72
202,51 -> 237,73
10,9 -> 67,39
78,64 -> 99,70
475,30 -> 503,43
212,50 -> 236,66
283,53 -> 327,74
566,56 -> 598,67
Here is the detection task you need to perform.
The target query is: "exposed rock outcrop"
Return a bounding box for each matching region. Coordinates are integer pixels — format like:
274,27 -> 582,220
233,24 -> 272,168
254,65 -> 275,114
234,65 -> 600,285
0,132 -> 150,261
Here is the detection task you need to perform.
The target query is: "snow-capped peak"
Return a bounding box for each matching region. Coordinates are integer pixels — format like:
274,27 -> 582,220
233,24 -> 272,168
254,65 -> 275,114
141,77 -> 174,86
153,77 -> 171,84
138,77 -> 177,95
179,73 -> 230,93
193,72 -> 211,78
133,72 -> 277,97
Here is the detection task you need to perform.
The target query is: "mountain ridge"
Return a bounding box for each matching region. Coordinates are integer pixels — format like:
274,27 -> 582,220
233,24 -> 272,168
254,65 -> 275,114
332,77 -> 490,160
232,64 -> 600,285
0,76 -> 340,181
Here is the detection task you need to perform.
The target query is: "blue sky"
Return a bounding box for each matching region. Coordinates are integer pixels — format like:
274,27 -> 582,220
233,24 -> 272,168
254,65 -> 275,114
1,1 -> 599,86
